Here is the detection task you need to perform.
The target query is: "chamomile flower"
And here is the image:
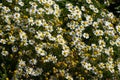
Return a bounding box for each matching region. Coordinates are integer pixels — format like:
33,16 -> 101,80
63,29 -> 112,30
89,4 -> 95,10
18,1 -> 24,6
35,31 -> 44,40
29,59 -> 37,65
116,25 -> 120,34
35,46 -> 47,56
93,21 -> 99,28
93,8 -> 99,13
6,0 -> 12,3
81,6 -> 86,11
13,12 -> 20,19
18,59 -> 26,68
62,50 -> 70,57
86,0 -> 92,4
5,25 -> 11,31
65,73 -> 73,80
115,38 -> 120,46
99,40 -> 106,47
107,12 -> 114,19
34,68 -> 43,76
117,62 -> 120,72
19,30 -> 27,41
94,30 -> 104,36
11,46 -> 18,52
98,63 -> 105,69
1,50 -> 9,56
14,6 -> 20,12
81,61 -> 92,71
37,8 -> 44,14
28,17 -> 34,25
25,67 -> 33,75
29,40 -> 35,45
35,19 -> 42,26
0,39 -> 7,44
83,33 -> 89,39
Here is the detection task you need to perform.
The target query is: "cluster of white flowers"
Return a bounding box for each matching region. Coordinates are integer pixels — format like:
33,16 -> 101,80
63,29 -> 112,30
0,0 -> 120,79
